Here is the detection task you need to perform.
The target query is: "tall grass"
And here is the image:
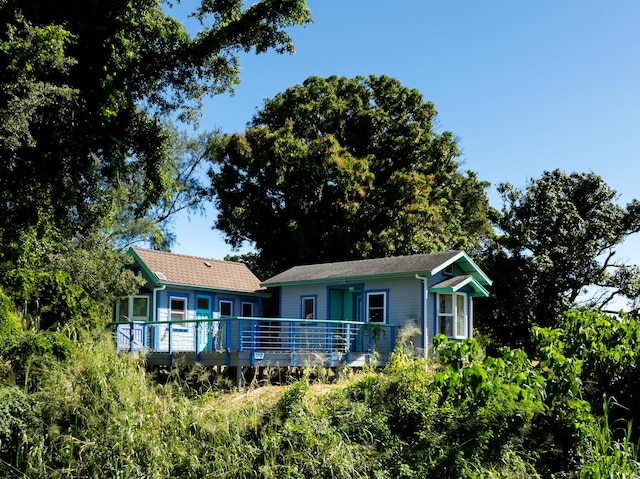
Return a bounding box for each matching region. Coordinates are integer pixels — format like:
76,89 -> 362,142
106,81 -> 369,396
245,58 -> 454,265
578,400 -> 640,478
2,329 -> 640,478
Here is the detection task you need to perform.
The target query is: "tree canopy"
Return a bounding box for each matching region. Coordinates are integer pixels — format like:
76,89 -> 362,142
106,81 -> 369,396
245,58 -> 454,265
476,169 -> 640,350
0,0 -> 311,255
208,75 -> 492,276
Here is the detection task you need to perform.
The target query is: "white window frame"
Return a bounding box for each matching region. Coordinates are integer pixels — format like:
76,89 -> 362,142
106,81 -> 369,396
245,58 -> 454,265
118,295 -> 150,322
169,297 -> 188,328
437,293 -> 467,338
366,291 -> 387,324
301,296 -> 316,319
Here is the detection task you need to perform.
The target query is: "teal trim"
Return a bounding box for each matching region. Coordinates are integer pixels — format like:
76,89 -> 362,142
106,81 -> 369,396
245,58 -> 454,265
430,251 -> 492,286
128,247 -> 160,287
431,276 -> 489,297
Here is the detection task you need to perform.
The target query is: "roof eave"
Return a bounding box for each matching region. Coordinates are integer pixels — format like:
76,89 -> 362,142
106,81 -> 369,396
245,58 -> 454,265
261,270 -> 434,288
158,281 -> 271,298
128,247 -> 160,287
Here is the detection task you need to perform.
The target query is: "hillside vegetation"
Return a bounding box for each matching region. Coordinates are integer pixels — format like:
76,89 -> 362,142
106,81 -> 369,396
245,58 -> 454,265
1,302 -> 639,478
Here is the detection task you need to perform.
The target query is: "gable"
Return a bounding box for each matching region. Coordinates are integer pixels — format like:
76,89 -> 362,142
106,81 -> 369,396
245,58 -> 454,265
430,275 -> 490,297
130,248 -> 266,295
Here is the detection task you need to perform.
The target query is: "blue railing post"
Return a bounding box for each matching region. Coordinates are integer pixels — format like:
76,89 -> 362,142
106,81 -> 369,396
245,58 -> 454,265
129,321 -> 134,355
195,320 -> 201,362
289,320 -> 296,352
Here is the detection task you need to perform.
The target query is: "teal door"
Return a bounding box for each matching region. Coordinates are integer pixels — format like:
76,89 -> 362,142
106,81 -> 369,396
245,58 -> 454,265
195,295 -> 212,352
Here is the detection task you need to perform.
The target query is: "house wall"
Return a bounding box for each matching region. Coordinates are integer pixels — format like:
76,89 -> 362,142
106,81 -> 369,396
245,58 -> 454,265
277,261 -> 481,356
153,287 -> 262,352
278,276 -> 425,355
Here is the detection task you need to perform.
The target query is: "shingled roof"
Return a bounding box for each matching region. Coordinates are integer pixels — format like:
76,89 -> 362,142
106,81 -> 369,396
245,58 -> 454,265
262,251 -> 491,286
130,248 -> 265,294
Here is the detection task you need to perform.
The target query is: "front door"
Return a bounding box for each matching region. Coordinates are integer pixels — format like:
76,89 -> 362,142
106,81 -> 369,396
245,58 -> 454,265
196,295 -> 212,352
328,288 -> 363,351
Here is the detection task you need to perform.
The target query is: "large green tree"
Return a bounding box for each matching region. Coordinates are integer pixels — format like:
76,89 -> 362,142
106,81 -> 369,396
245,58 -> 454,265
208,75 -> 492,276
0,0 -> 311,330
476,169 -> 640,351
0,0 -> 311,253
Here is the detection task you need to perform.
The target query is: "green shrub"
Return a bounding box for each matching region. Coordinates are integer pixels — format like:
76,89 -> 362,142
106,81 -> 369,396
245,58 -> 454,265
5,269 -> 99,331
1,330 -> 75,388
0,286 -> 21,340
0,386 -> 44,474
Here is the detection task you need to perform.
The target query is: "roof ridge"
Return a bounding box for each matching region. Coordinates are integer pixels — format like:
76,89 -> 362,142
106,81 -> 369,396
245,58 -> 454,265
289,250 -> 462,269
132,247 -> 243,266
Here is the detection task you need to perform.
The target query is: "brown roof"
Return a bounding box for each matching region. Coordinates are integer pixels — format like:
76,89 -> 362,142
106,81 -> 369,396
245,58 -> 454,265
131,248 -> 264,294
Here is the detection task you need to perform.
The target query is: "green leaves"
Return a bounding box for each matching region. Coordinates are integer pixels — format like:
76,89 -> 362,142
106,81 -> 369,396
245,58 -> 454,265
209,75 -> 491,276
477,170 -> 640,351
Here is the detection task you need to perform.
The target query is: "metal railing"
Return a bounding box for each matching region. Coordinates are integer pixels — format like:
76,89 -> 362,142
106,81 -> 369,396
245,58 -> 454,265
111,317 -> 398,357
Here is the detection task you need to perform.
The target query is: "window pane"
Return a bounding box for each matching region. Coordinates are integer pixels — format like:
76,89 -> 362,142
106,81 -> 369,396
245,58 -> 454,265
220,301 -> 232,317
242,303 -> 253,317
439,316 -> 453,336
368,293 -> 385,323
369,294 -> 384,308
197,297 -> 209,310
439,295 -> 452,314
303,298 -> 314,319
170,298 -> 186,322
132,297 -> 148,317
119,299 -> 128,321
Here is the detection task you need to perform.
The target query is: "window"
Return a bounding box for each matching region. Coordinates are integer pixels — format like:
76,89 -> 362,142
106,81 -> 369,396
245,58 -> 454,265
301,297 -> 315,319
132,296 -> 148,318
196,296 -> 211,320
196,296 -> 210,311
118,295 -> 149,321
242,302 -> 254,317
219,300 -> 233,317
170,297 -> 187,327
438,293 -> 467,338
443,264 -> 454,275
366,292 -> 386,323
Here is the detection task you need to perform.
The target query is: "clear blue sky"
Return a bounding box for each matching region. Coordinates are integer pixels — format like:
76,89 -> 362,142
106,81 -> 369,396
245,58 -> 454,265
169,0 -> 640,282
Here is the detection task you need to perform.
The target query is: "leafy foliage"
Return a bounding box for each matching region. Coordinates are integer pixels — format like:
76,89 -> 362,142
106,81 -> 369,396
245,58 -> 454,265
477,170 -> 640,351
0,0 -> 311,254
0,328 -> 637,478
0,286 -> 21,339
534,309 -> 640,441
208,75 -> 492,276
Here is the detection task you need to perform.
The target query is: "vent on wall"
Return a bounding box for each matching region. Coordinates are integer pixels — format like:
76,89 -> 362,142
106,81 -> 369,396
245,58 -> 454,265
155,271 -> 167,280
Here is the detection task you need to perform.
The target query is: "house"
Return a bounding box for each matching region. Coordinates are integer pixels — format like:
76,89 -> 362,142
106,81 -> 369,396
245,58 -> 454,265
114,248 -> 268,361
112,248 -> 491,374
261,250 -> 492,360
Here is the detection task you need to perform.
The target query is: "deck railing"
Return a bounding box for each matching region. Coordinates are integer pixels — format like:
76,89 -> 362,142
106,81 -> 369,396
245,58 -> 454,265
110,317 -> 399,358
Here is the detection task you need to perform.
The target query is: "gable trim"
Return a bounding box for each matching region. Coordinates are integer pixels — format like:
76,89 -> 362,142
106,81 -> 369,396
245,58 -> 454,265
430,275 -> 489,298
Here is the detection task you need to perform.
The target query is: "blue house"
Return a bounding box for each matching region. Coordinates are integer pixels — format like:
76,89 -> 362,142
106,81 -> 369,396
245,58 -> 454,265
113,249 -> 491,371
114,248 -> 268,364
261,251 -> 492,362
